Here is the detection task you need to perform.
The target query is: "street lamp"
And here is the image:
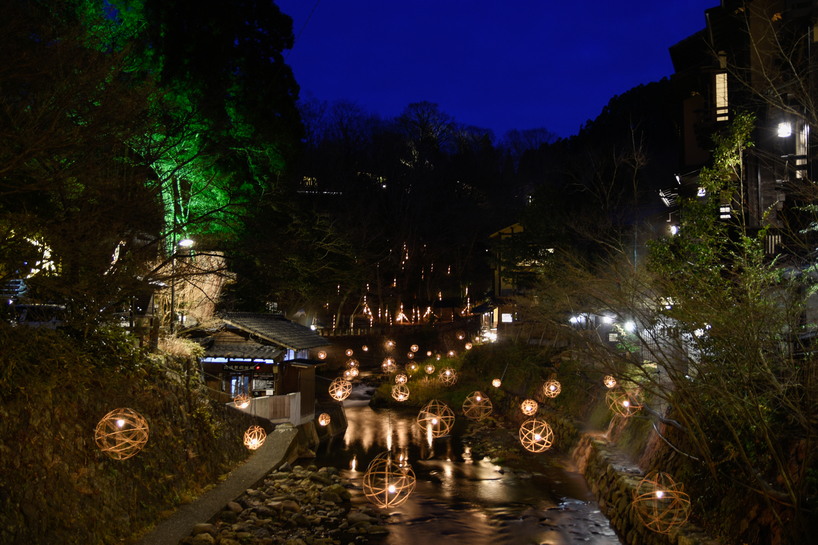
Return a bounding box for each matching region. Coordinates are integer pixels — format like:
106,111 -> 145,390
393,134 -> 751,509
170,238 -> 194,334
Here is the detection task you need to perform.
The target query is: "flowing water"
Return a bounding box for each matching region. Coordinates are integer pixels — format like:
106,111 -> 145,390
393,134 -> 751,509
311,386 -> 623,545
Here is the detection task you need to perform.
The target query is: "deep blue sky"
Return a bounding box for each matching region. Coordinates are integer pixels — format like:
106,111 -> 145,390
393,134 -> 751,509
276,1 -> 717,139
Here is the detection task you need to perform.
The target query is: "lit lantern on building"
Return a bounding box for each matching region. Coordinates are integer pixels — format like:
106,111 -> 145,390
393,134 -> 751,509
94,408 -> 149,461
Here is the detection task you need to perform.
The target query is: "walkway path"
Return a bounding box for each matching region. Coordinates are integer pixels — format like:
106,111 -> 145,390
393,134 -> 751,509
135,426 -> 299,545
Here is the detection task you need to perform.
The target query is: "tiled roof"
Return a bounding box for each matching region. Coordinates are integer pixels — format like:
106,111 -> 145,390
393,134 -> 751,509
220,312 -> 332,350
204,343 -> 283,360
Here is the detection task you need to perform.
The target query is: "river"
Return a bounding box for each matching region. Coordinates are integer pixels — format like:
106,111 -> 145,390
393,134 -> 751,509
312,387 -> 623,545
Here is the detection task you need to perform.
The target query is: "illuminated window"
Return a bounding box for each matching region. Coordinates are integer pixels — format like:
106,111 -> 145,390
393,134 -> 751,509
720,204 -> 731,219
715,73 -> 728,121
501,313 -> 513,323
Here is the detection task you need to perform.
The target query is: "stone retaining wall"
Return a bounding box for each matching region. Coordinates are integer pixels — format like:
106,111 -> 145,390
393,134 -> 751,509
541,411 -> 721,545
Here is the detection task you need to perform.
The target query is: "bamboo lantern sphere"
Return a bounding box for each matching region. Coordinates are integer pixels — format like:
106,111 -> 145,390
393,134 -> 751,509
435,353 -> 441,361
329,378 -> 352,401
233,393 -> 251,409
382,357 -> 397,374
417,400 -> 455,438
346,358 -> 359,369
362,345 -> 369,352
410,344 -> 419,352
407,352 -> 415,359
543,380 -> 562,398
385,340 -> 396,349
447,350 -> 456,358
343,368 -> 359,380
426,350 -> 433,357
631,471 -> 691,533
95,408 -> 149,461
345,348 -> 354,357
318,413 -> 331,426
603,375 -> 617,389
492,378 -> 501,388
519,418 -> 554,453
424,363 -> 436,375
395,373 -> 408,384
406,362 -> 419,374
438,367 -> 457,386
363,452 -> 416,508
606,389 -> 643,417
465,342 -> 473,350
392,384 -> 410,402
243,425 -> 267,450
463,391 -> 493,421
456,330 -> 466,340
317,350 -> 327,360
521,399 -> 539,416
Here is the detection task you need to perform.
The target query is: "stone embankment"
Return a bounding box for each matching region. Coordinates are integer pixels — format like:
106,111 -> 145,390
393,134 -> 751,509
180,463 -> 389,545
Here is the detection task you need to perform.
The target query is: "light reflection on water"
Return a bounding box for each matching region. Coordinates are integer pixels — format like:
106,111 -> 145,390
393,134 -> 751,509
314,396 -> 622,545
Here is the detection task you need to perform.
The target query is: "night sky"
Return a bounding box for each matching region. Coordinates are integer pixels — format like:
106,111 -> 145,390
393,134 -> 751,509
276,1 -> 717,139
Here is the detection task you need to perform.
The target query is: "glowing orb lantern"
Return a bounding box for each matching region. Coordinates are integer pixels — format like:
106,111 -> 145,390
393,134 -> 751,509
405,362 -> 419,374
465,342 -> 473,350
492,378 -> 501,388
456,330 -> 466,340
543,380 -> 561,398
410,344 -> 419,352
438,367 -> 457,386
519,418 -> 554,453
317,350 -> 327,360
343,368 -> 359,379
346,358 -> 359,369
417,400 -> 455,438
463,391 -> 492,421
426,350 -> 432,357
362,345 -> 369,352
606,389 -> 643,417
424,363 -> 436,375
407,352 -> 414,359
631,471 -> 691,533
329,378 -> 352,401
345,349 -> 354,357
382,357 -> 397,374
447,350 -> 456,358
521,399 -> 539,416
392,384 -> 410,402
318,413 -> 331,426
603,375 -> 617,388
395,373 -> 408,384
233,393 -> 251,409
94,408 -> 149,460
385,340 -> 396,349
243,425 -> 267,450
363,452 -> 416,508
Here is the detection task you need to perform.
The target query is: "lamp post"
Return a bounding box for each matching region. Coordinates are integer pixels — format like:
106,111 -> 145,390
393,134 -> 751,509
170,238 -> 194,334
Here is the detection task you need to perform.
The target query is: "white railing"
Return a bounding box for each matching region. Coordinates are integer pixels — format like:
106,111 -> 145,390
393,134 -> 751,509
230,392 -> 308,426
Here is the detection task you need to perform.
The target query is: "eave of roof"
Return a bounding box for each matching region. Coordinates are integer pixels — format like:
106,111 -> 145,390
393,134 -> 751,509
220,312 -> 332,350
